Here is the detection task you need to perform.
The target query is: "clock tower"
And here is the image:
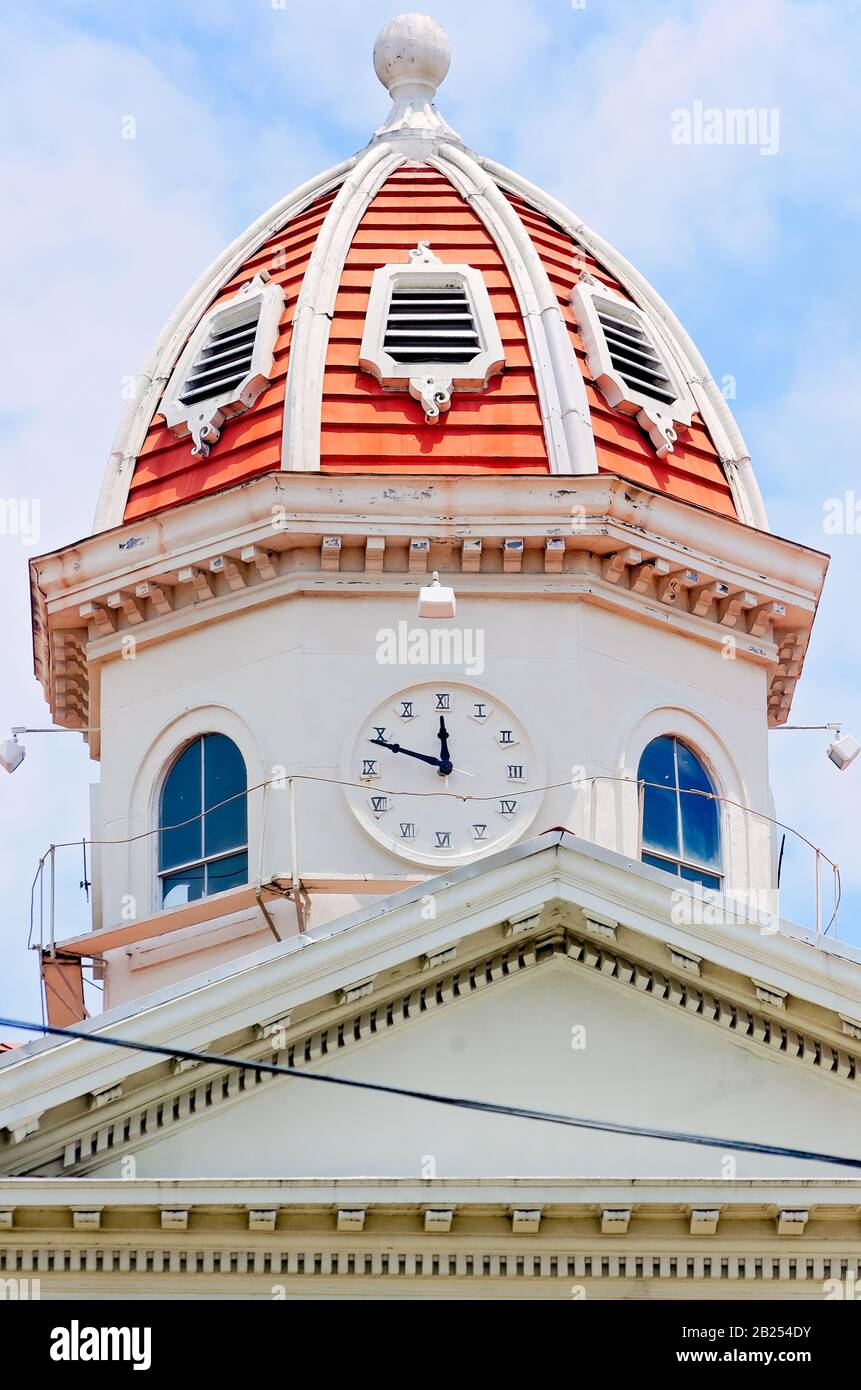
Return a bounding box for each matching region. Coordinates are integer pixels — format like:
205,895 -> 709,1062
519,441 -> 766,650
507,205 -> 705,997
28,12 -> 824,1013
8,15 -> 859,1306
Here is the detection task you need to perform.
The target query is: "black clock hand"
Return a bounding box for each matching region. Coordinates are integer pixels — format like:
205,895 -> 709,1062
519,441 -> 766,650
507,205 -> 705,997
369,736 -> 453,774
438,716 -> 451,763
437,717 -> 453,779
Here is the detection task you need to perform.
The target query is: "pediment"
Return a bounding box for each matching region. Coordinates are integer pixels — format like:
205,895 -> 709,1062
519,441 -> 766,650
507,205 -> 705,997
6,900 -> 861,1184
3,836 -> 861,1183
73,952 -> 861,1183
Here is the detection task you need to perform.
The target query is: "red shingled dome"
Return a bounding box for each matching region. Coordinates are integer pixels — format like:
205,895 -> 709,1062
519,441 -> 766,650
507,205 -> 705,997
95,15 -> 765,534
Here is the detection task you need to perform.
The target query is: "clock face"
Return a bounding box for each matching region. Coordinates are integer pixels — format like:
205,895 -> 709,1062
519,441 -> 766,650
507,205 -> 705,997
344,681 -> 542,868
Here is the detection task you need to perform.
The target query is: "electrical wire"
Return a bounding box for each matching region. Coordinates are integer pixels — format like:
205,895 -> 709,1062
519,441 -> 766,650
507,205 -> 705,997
27,771 -> 841,942
1,1015 -> 859,1172
26,771 -> 840,871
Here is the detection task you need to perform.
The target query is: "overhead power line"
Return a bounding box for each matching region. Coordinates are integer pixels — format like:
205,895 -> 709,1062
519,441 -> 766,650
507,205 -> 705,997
1,1016 -> 859,1172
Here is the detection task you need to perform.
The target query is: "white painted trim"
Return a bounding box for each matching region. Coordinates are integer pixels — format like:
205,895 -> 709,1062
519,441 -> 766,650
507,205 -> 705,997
433,144 -> 598,477
160,274 -> 284,458
475,155 -> 769,528
280,143 -> 404,472
4,1174 -> 860,1208
40,476 -> 825,605
358,242 -> 504,422
92,156 -> 357,533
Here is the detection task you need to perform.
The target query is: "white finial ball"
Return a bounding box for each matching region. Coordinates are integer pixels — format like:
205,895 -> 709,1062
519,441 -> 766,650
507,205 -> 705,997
373,13 -> 451,96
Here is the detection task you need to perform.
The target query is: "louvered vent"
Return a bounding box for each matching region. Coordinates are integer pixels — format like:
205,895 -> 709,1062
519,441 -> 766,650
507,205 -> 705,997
179,304 -> 261,408
596,305 -> 676,405
384,283 -> 481,364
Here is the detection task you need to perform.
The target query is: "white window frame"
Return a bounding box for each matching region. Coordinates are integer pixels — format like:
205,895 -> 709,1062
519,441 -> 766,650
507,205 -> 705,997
359,242 -> 504,423
571,275 -> 694,456
161,272 -> 285,458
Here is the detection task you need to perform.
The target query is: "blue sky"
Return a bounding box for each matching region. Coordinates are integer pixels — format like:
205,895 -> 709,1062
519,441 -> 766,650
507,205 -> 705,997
1,0 -> 859,1028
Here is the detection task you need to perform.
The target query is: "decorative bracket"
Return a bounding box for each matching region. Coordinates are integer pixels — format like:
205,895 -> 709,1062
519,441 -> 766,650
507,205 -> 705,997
409,374 -> 453,423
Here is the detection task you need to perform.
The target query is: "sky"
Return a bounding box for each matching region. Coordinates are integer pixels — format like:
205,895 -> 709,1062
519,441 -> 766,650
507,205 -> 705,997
0,0 -> 859,1030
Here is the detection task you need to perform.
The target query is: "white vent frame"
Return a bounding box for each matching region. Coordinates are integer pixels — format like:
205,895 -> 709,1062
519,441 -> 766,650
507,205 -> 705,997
571,276 -> 695,455
359,242 -> 505,423
161,272 -> 285,458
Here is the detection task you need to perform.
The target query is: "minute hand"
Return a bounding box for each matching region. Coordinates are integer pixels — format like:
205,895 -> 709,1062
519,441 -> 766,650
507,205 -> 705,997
370,737 -> 451,773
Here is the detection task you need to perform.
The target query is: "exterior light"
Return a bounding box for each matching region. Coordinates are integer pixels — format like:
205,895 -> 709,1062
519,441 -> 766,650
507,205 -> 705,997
1,725 -> 99,774
417,571 -> 456,620
827,732 -> 860,772
774,722 -> 860,773
0,734 -> 25,774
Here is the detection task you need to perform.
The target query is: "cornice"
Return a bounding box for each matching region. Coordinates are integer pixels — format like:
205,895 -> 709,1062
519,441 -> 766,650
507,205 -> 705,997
30,473 -> 827,739
2,1175 -> 860,1293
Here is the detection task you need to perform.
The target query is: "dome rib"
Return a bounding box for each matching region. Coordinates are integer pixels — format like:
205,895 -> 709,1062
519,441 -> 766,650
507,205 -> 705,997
282,142 -> 405,474
475,153 -> 769,530
95,155 -> 356,530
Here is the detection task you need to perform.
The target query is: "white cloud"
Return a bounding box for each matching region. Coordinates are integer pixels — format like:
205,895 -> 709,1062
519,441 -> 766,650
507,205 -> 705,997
509,0 -> 861,269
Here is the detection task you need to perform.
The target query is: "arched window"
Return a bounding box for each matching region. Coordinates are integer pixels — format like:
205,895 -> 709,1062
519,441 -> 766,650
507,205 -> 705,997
638,735 -> 721,889
158,734 -> 248,908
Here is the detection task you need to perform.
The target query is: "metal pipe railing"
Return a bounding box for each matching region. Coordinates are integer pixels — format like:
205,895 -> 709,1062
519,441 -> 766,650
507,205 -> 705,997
27,770 -> 842,1003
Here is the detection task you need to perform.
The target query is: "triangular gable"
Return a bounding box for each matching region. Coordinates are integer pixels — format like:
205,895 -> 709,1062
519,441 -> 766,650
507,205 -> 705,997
3,833 -> 861,1181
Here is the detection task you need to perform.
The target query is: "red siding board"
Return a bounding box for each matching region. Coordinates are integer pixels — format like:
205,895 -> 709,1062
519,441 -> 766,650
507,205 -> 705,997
123,164 -> 736,520
123,185 -> 339,520
505,191 -> 738,518
319,165 -> 549,478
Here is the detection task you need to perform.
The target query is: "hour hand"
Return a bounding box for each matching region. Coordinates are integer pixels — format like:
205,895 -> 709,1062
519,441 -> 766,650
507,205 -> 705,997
369,736 -> 453,776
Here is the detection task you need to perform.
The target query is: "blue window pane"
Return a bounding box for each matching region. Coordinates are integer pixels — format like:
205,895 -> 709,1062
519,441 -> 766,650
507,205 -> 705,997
161,863 -> 205,908
680,863 -> 721,891
643,852 -> 680,878
205,850 -> 248,895
638,735 -> 675,789
681,794 -> 720,868
677,742 -> 712,794
203,734 -> 247,858
642,785 -> 680,858
676,743 -> 720,867
160,740 -> 202,871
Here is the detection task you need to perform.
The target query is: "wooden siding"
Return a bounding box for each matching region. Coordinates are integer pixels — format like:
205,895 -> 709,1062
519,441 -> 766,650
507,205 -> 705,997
318,164 -> 549,475
124,187 -> 340,521
122,162 -> 737,520
506,192 -> 738,519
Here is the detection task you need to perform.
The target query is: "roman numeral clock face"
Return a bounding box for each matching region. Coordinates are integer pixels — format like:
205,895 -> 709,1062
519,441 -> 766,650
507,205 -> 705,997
345,682 -> 543,868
